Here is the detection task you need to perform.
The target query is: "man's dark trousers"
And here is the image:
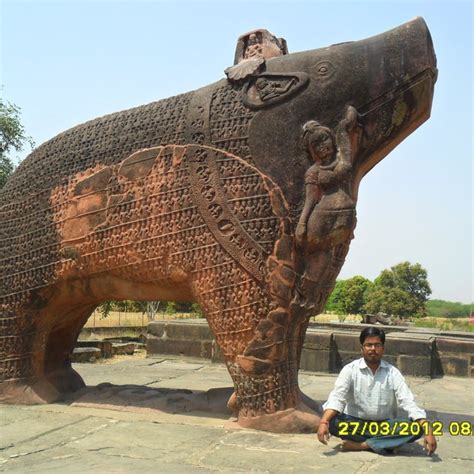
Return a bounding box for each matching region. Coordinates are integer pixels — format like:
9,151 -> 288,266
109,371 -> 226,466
329,413 -> 422,453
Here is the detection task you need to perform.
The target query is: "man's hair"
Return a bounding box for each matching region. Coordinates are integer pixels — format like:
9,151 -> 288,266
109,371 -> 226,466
359,327 -> 386,345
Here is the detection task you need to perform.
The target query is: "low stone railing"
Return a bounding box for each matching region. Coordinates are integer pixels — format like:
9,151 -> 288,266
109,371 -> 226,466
146,319 -> 474,378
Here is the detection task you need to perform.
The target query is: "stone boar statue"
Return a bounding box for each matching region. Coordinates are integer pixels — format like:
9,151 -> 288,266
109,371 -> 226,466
0,18 -> 436,432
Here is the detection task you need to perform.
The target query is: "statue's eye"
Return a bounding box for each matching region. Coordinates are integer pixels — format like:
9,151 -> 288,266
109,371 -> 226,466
312,60 -> 335,79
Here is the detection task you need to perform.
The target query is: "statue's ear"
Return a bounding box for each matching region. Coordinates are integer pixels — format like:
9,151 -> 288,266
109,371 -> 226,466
242,72 -> 309,110
225,57 -> 265,82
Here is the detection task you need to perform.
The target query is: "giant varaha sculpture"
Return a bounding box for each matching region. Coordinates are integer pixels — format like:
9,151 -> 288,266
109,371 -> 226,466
0,19 -> 436,432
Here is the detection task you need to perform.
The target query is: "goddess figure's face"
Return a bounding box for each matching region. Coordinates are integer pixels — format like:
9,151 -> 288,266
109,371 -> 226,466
310,130 -> 335,164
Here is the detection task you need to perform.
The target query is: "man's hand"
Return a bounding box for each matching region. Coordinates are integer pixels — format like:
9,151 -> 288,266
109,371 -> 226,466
418,419 -> 437,455
423,433 -> 437,455
317,422 -> 331,445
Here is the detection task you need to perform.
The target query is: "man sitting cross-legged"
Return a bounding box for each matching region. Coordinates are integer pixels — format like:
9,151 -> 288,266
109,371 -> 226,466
317,327 -> 437,455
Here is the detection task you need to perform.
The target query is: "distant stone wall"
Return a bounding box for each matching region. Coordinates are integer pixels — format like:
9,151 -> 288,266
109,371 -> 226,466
147,320 -> 474,378
147,321 -> 224,363
80,326 -> 147,339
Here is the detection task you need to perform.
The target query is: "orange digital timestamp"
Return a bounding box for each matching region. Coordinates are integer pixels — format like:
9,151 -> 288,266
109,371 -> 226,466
337,421 -> 473,437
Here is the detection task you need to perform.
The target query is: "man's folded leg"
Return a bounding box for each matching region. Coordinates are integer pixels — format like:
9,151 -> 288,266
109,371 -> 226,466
364,417 -> 423,454
329,415 -> 422,453
329,414 -> 369,443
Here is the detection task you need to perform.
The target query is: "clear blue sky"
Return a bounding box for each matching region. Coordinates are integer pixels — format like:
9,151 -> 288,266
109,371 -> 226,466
1,0 -> 472,303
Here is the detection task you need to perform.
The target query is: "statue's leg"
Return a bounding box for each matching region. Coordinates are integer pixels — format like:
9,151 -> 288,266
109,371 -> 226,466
0,303 -> 60,404
43,305 -> 94,394
192,262 -> 320,433
0,287 -> 94,404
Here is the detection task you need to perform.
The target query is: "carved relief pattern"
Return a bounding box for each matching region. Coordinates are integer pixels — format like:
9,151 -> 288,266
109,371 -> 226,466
228,360 -> 299,416
184,145 -> 286,360
209,83 -> 255,163
0,81 -> 262,387
1,93 -> 192,296
0,141 -> 291,392
0,93 -> 192,383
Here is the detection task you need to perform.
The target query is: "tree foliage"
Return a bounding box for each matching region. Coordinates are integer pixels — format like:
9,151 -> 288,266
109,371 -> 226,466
426,299 -> 472,318
325,276 -> 372,315
325,262 -> 432,318
341,276 -> 373,315
375,262 -> 431,308
364,262 -> 431,317
363,286 -> 419,317
96,300 -> 202,320
324,280 -> 347,314
0,97 -> 34,189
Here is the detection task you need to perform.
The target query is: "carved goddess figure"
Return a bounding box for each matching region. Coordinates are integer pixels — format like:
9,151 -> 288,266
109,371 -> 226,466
296,106 -> 358,286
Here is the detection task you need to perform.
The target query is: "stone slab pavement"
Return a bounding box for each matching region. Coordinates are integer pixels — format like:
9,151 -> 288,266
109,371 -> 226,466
1,352 -> 473,473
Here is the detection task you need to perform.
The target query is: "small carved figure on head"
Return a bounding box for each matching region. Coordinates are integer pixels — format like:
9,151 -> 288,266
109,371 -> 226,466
244,33 -> 263,60
225,29 -> 288,82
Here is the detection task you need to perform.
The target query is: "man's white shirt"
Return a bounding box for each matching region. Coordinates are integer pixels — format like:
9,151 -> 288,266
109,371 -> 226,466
323,358 -> 426,421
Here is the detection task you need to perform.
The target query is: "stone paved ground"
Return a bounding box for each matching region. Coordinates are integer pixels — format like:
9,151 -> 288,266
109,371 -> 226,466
1,353 -> 473,473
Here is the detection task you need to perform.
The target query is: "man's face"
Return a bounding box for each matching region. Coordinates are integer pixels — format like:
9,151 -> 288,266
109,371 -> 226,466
361,335 -> 384,365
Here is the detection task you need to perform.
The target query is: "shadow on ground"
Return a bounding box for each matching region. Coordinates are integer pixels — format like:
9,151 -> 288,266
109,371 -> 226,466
65,383 -> 235,420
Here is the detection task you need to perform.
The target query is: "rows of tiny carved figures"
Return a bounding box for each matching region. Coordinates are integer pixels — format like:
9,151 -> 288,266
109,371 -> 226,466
0,86 -> 271,386
187,154 -> 272,273
0,314 -> 35,332
209,85 -> 253,160
0,355 -> 33,381
0,93 -> 192,204
0,155 -> 282,314
1,151 -> 189,293
210,84 -> 254,124
211,117 -> 253,142
1,179 -> 281,312
1,81 -> 255,213
0,333 -> 36,359
0,98 -> 195,295
228,361 -> 300,415
1,196 -> 278,312
198,272 -> 271,355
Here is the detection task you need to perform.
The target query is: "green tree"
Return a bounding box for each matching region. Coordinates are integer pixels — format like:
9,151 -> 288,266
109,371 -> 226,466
375,261 -> 431,312
190,303 -> 203,317
98,301 -> 113,319
364,286 -> 419,317
341,276 -> 373,315
426,299 -> 472,318
324,280 -> 347,314
325,277 -> 373,316
363,262 -> 431,317
0,97 -> 34,189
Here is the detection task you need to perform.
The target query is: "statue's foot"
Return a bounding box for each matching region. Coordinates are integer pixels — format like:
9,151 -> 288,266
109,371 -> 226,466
227,390 -> 239,415
0,377 -> 61,404
237,403 -> 321,433
47,367 -> 85,394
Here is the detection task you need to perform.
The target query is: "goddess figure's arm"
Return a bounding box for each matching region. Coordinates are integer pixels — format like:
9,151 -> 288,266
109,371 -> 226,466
298,182 -> 318,226
335,106 -> 358,168
296,168 -> 320,244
